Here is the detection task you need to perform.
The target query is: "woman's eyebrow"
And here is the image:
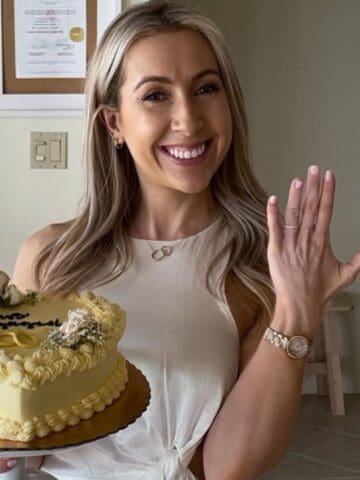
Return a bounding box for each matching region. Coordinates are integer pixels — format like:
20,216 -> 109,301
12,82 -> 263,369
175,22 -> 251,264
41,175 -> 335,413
133,68 -> 221,92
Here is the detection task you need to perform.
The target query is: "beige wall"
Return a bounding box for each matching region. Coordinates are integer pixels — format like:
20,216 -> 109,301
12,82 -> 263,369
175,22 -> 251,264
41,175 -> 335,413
0,0 -> 123,274
1,0 -> 360,392
185,0 -> 360,393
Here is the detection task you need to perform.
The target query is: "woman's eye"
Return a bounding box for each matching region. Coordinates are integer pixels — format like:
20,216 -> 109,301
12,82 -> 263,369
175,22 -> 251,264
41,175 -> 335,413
196,83 -> 220,95
142,91 -> 167,102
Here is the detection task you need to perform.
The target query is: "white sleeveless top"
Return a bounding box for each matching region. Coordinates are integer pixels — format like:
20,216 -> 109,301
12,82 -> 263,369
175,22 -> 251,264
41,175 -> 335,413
42,219 -> 239,480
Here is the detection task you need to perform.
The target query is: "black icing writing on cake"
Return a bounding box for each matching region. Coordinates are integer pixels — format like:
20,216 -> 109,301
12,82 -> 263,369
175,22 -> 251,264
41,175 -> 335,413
0,313 -> 61,330
0,313 -> 30,321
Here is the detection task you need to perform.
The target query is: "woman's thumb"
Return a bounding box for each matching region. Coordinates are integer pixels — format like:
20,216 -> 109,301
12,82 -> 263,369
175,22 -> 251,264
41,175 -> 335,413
0,458 -> 17,472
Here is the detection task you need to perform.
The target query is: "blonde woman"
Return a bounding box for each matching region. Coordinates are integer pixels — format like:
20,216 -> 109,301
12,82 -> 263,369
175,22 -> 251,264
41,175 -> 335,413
1,1 -> 359,479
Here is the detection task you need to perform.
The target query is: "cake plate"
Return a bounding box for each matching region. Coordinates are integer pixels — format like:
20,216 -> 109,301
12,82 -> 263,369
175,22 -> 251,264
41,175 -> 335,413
0,361 -> 150,480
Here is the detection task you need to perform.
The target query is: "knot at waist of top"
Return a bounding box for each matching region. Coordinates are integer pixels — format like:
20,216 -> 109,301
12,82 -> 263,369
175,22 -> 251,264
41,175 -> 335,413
153,446 -> 192,479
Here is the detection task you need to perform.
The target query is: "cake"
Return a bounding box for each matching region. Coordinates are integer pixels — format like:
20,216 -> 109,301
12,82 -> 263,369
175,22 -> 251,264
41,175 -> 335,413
0,271 -> 128,441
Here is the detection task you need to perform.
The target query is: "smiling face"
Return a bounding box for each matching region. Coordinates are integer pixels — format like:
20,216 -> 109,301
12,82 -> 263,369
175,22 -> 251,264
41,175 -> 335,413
104,29 -> 233,198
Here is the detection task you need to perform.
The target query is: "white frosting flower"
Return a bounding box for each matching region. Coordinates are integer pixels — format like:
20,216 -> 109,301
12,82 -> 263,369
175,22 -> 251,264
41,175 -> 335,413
42,308 -> 105,350
8,370 -> 23,386
1,285 -> 25,307
59,309 -> 92,335
0,271 -> 37,307
59,319 -> 80,337
68,308 -> 93,322
7,359 -> 24,374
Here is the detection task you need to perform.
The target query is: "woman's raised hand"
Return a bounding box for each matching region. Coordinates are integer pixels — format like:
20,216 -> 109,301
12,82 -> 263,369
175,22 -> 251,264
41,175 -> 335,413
267,165 -> 360,339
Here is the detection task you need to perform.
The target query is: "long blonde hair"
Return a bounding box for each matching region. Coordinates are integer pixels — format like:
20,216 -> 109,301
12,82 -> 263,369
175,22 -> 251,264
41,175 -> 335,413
34,0 -> 274,318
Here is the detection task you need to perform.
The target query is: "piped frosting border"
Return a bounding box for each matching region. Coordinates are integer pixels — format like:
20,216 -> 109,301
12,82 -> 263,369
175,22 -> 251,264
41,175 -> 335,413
0,354 -> 128,441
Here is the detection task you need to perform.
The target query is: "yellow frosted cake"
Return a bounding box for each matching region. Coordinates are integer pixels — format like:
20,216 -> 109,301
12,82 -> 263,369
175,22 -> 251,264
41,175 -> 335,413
0,271 -> 128,441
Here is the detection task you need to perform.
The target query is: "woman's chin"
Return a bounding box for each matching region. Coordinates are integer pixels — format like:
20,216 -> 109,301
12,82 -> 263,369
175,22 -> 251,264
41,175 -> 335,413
169,178 -> 213,196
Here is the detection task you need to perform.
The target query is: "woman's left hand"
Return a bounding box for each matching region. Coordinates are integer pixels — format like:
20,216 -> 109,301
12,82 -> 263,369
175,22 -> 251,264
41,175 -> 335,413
266,165 -> 360,339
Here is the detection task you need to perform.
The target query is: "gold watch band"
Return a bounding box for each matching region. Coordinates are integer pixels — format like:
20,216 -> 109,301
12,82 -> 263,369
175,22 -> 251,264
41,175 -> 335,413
263,326 -> 289,348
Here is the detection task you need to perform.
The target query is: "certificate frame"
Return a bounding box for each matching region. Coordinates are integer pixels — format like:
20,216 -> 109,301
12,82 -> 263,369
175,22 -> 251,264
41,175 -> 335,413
0,0 -> 119,115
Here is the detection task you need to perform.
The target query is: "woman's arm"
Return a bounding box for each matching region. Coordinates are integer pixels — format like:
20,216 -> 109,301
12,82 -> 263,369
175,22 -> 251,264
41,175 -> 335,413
203,308 -> 305,480
203,167 -> 360,480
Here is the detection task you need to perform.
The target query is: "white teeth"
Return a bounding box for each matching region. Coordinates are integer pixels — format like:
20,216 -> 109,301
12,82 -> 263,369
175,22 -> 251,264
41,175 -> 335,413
164,143 -> 206,160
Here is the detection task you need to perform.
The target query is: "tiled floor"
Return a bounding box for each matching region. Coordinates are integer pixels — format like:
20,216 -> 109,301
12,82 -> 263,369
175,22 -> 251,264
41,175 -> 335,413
260,394 -> 360,479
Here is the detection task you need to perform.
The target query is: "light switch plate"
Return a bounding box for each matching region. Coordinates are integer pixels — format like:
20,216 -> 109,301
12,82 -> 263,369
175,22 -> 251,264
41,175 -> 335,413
31,132 -> 67,169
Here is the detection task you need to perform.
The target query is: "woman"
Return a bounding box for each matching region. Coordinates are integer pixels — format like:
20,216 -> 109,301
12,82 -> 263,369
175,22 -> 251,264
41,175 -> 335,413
2,1 -> 359,479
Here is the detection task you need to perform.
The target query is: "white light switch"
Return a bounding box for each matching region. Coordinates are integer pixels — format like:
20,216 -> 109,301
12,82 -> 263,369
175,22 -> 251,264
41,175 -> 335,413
50,140 -> 61,162
35,143 -> 47,161
31,132 -> 67,169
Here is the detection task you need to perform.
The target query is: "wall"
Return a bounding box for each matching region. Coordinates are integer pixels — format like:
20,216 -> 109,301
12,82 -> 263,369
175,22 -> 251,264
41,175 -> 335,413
185,0 -> 360,393
1,0 -> 360,392
0,117 -> 84,273
0,0 -> 123,273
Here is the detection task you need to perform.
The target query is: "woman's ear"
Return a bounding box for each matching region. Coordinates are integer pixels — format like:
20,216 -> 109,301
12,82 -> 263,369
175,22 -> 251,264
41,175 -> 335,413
101,105 -> 125,144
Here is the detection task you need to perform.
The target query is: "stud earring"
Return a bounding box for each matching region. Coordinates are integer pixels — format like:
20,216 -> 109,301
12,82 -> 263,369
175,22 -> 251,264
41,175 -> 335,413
113,137 -> 124,149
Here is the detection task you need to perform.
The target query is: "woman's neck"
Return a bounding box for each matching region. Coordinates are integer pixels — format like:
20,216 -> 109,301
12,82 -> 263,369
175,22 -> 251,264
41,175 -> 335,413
130,188 -> 219,241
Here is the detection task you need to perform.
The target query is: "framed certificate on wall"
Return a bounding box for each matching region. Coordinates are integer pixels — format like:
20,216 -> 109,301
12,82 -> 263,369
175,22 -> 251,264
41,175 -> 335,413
0,0 -> 119,114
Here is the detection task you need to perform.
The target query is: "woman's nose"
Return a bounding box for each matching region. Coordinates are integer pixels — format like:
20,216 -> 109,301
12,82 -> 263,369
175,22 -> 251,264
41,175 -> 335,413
170,98 -> 204,136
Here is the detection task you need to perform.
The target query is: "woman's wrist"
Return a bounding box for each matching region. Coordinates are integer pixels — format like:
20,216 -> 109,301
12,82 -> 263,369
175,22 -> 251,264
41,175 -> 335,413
270,301 -> 322,341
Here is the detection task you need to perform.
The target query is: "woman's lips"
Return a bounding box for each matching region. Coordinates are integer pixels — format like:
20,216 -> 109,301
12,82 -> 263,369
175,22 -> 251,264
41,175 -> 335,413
159,140 -> 212,166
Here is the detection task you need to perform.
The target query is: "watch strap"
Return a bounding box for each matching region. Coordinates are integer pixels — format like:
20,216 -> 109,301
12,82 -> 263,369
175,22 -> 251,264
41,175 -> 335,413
263,326 -> 313,359
263,326 -> 289,349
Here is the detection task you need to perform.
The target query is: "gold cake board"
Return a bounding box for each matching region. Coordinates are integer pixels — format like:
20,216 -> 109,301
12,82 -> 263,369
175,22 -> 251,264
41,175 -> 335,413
0,361 -> 150,454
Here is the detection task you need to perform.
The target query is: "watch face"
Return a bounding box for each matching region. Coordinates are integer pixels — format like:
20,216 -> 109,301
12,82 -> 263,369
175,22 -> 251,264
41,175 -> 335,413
287,336 -> 309,359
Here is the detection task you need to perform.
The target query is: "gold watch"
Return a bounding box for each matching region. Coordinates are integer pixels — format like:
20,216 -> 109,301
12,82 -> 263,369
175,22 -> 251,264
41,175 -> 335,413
263,326 -> 312,359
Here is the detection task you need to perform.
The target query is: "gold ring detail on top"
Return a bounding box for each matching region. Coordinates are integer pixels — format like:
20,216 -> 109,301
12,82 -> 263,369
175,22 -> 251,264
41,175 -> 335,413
283,224 -> 299,229
151,246 -> 173,261
0,331 -> 40,348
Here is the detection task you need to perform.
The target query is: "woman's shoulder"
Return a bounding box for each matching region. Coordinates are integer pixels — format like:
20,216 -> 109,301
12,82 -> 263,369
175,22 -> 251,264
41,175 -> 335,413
31,220 -> 73,244
19,220 -> 73,256
12,220 -> 74,290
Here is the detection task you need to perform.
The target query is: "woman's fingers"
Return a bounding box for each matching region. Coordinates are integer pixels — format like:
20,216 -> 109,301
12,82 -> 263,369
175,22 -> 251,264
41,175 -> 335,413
268,166 -> 360,310
267,195 -> 282,254
0,458 -> 17,472
269,167 -> 332,251
313,170 -> 335,239
283,178 -> 303,246
268,178 -> 304,253
297,166 -> 322,247
341,251 -> 360,287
